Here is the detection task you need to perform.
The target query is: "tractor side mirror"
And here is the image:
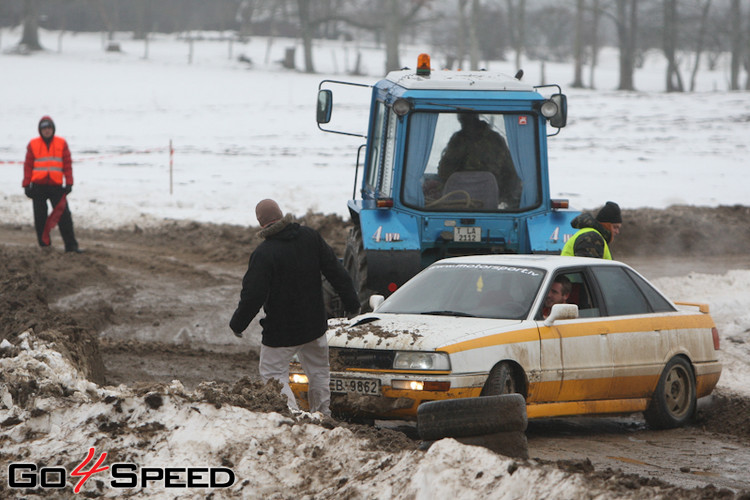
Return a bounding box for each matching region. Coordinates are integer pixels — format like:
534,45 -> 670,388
317,89 -> 333,124
549,93 -> 567,129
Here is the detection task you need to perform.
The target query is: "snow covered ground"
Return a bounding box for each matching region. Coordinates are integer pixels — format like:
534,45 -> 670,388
1,29 -> 749,498
1,29 -> 749,229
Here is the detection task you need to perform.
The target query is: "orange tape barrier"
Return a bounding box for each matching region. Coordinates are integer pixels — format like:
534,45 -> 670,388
1,146 -> 170,165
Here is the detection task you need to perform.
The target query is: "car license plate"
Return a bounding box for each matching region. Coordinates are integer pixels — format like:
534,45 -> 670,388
454,226 -> 481,242
330,377 -> 381,395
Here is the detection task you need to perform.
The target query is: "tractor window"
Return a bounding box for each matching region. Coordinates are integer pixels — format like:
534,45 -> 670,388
402,112 -> 541,212
366,103 -> 397,198
380,108 -> 398,197
365,102 -> 386,193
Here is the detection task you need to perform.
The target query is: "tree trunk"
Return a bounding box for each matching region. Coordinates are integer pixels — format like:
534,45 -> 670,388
297,0 -> 316,73
384,0 -> 401,73
20,0 -> 43,50
589,0 -> 601,89
457,0 -> 468,69
729,0 -> 742,90
663,0 -> 683,92
689,0 -> 711,92
572,0 -> 585,88
616,0 -> 637,91
506,0 -> 525,71
468,0 -> 480,70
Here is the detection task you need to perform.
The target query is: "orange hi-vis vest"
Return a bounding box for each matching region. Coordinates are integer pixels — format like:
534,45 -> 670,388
30,136 -> 67,185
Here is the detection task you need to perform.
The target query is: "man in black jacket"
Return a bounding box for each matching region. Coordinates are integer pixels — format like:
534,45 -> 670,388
230,199 -> 359,415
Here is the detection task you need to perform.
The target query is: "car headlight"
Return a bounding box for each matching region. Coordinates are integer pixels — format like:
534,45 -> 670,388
393,352 -> 450,371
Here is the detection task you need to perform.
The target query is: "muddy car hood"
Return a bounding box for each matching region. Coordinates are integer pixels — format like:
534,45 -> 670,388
326,314 -> 524,351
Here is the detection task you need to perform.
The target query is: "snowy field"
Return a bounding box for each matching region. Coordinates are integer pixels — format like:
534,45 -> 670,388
1,29 -> 749,230
2,29 -> 750,498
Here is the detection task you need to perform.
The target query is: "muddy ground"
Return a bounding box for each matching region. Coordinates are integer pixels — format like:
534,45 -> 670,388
2,205 -> 750,497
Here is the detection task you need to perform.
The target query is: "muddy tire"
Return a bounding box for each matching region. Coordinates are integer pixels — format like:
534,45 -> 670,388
417,394 -> 527,441
322,276 -> 344,318
644,356 -> 696,429
480,362 -> 523,396
343,226 -> 375,312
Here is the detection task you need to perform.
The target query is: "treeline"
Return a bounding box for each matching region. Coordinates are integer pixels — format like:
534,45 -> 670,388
3,0 -> 749,91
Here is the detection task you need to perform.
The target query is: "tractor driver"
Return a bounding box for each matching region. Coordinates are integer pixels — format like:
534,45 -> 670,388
437,113 -> 522,209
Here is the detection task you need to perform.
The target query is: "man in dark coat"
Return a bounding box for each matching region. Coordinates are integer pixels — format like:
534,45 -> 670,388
230,199 -> 359,415
561,201 -> 622,259
437,113 -> 522,208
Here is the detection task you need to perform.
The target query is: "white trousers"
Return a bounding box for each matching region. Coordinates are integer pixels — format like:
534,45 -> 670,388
259,335 -> 331,415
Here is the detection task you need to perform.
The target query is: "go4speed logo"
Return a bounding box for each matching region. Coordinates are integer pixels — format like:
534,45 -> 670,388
7,447 -> 235,493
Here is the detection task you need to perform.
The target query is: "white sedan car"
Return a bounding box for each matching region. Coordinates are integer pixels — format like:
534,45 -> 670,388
290,255 -> 722,428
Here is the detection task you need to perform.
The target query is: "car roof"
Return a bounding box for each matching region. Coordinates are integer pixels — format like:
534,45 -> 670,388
433,254 -> 626,272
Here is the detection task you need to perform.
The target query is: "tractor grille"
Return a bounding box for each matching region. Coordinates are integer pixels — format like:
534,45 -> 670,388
330,347 -> 395,370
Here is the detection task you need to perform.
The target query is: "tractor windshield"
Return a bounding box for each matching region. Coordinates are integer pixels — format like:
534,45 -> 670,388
401,112 -> 541,212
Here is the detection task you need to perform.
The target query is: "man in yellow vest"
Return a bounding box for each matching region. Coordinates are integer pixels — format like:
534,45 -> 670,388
22,116 -> 81,252
561,201 -> 622,259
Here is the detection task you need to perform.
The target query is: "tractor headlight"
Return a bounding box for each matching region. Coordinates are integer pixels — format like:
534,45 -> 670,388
393,352 -> 450,371
540,99 -> 558,118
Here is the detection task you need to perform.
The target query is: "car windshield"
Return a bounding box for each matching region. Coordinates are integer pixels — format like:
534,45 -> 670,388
401,111 -> 541,212
377,263 -> 546,319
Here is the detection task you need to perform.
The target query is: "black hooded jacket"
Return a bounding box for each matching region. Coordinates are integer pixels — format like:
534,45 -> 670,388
229,215 -> 359,347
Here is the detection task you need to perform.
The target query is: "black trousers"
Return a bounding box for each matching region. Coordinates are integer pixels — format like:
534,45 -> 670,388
30,184 -> 79,251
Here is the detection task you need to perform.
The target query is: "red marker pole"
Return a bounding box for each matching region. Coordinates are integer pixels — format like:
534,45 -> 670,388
169,139 -> 174,195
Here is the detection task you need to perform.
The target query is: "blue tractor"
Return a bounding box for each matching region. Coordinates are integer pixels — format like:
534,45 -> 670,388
318,54 -> 580,312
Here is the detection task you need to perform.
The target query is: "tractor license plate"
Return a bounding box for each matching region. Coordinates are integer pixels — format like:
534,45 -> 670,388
454,226 -> 481,242
330,377 -> 381,395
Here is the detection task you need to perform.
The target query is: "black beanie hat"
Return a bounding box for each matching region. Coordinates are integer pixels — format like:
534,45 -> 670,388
596,201 -> 622,224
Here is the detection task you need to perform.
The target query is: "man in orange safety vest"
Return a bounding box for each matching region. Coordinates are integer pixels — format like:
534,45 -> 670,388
22,115 -> 81,252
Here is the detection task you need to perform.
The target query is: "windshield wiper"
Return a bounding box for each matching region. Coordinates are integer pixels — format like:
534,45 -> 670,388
421,310 -> 476,318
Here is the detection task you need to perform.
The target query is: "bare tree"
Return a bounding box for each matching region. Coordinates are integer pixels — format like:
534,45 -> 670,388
729,0 -> 743,90
588,0 -> 602,89
615,0 -> 638,90
297,0 -> 315,72
663,0 -> 684,92
506,0 -> 526,71
689,0 -> 712,91
572,0 -> 585,88
20,0 -> 43,50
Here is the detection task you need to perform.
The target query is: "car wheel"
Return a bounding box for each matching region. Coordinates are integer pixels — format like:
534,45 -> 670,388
644,356 -> 696,429
417,394 -> 527,441
480,362 -> 522,397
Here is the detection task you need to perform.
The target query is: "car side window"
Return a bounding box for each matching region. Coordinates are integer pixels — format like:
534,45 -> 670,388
591,266 -> 651,316
537,270 -> 600,320
625,269 -> 676,313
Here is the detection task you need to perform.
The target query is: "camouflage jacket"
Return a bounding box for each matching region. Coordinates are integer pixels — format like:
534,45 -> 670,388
437,122 -> 522,208
568,213 -> 613,259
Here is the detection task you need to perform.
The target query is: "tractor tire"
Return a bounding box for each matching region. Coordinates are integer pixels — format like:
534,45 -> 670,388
417,394 -> 527,441
344,226 -> 375,312
644,356 -> 697,429
322,275 -> 344,318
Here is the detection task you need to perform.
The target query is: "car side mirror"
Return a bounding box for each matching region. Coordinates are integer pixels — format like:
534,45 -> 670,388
369,294 -> 385,311
543,303 -> 578,326
316,89 -> 333,124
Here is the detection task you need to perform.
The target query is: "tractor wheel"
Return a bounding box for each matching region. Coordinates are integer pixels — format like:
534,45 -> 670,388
344,226 -> 375,312
644,356 -> 697,429
322,276 -> 344,318
417,394 -> 527,441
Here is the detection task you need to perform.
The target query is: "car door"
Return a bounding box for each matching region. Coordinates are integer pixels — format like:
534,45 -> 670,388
589,265 -> 674,400
536,269 -> 614,403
